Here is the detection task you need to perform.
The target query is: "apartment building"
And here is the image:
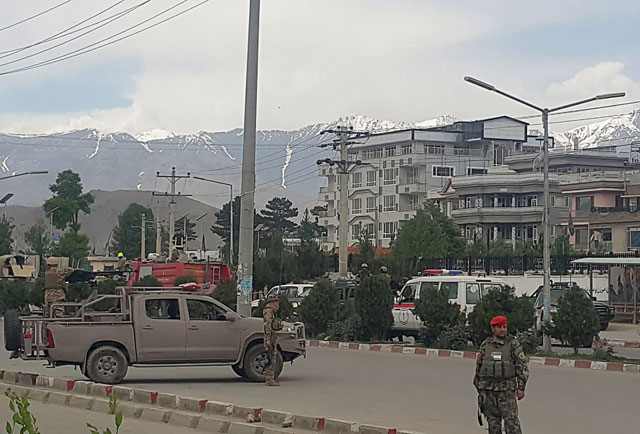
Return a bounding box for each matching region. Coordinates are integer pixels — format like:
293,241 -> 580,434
316,116 -> 529,250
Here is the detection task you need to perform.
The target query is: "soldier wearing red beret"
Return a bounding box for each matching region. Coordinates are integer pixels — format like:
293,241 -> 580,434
473,315 -> 529,433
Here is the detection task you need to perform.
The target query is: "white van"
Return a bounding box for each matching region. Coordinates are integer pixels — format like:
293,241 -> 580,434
391,274 -> 504,338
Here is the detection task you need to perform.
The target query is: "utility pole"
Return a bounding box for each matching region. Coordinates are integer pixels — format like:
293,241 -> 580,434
237,0 -> 260,316
153,167 -> 191,260
317,127 -> 368,278
193,177 -> 234,265
141,213 -> 146,260
155,202 -> 161,255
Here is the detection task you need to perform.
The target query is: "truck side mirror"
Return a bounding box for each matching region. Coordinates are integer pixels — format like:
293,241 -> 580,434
225,311 -> 237,322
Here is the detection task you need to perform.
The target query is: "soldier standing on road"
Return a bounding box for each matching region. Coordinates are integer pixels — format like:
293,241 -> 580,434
44,257 -> 72,317
358,263 -> 371,283
263,293 -> 282,387
474,315 -> 528,434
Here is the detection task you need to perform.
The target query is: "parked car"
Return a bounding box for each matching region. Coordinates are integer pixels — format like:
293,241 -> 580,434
391,274 -> 505,338
531,284 -> 614,331
4,286 -> 306,384
251,283 -> 314,315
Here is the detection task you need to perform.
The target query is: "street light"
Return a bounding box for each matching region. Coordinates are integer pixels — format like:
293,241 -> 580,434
46,206 -> 59,240
0,193 -> 13,220
193,176 -> 234,267
177,212 -> 190,251
0,170 -> 48,181
464,76 -> 625,353
195,212 -> 208,256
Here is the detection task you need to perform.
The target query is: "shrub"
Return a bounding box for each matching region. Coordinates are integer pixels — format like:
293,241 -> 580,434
548,288 -> 600,354
326,316 -> 360,342
299,279 -> 340,337
354,275 -> 393,341
133,275 -> 163,287
252,293 -> 295,321
0,281 -> 39,313
413,286 -> 462,346
213,278 -> 237,310
173,274 -> 197,286
468,285 -> 535,345
437,324 -> 471,350
516,329 -> 539,355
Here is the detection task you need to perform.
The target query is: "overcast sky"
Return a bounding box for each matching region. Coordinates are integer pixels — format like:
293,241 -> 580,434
0,0 -> 639,135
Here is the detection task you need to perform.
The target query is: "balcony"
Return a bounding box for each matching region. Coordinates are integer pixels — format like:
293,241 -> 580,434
318,209 -> 337,218
398,182 -> 428,194
451,206 -> 544,225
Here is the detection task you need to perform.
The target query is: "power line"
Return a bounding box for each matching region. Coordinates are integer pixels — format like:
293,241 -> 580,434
0,1 -> 150,66
520,99 -> 640,120
0,0 -> 72,33
0,0 -> 129,57
0,0 -> 210,76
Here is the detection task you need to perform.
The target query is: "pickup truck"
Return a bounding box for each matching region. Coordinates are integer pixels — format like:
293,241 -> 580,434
3,287 -> 306,384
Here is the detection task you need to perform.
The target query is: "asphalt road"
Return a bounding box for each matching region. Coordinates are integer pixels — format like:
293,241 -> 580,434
1,346 -> 638,434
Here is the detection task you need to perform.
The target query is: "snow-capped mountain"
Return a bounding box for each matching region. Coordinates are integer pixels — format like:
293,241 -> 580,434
554,110 -> 640,150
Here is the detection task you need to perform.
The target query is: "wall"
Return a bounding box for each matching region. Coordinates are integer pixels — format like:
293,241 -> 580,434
499,273 -> 610,301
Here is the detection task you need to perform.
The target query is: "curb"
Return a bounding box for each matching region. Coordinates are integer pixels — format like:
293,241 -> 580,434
0,370 -> 415,434
307,340 -> 640,374
603,339 -> 640,349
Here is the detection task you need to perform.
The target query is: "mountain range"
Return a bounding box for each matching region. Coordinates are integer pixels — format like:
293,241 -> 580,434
0,112 -> 638,209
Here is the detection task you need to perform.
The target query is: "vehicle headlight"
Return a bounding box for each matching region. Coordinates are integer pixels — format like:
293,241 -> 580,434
291,302 -> 299,309
281,325 -> 296,333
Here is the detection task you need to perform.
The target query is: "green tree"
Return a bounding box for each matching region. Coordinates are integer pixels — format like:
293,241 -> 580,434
211,196 -> 264,263
52,232 -> 90,266
134,275 -> 163,287
413,286 -> 462,346
111,203 -> 156,259
213,278 -> 237,310
0,218 -> 14,255
299,279 -> 340,337
548,289 -> 600,354
260,197 -> 298,243
355,275 -> 394,341
43,170 -> 94,232
22,220 -> 51,269
468,285 -> 535,345
292,209 -> 326,280
352,229 -> 375,273
392,202 -> 465,274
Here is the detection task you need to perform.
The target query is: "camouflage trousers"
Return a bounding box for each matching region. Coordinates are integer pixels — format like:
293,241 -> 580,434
264,339 -> 278,382
479,390 -> 522,434
44,289 -> 65,318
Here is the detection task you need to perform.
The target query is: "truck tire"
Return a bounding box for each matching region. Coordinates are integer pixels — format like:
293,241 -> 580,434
242,344 -> 283,382
86,346 -> 128,384
600,321 -> 610,331
231,364 -> 248,379
4,310 -> 22,351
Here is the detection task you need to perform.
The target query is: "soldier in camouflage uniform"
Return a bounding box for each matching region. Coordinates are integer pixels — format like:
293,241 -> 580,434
473,315 -> 529,434
263,293 -> 282,386
44,257 -> 72,318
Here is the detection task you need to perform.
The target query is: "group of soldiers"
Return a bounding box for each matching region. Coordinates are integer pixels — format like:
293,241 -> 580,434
357,263 -> 403,293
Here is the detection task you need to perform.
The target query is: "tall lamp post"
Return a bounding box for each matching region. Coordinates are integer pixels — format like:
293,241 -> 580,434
193,176 -> 234,266
464,76 -> 625,352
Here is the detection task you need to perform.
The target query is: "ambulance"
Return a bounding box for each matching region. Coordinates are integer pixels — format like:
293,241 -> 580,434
390,270 -> 504,338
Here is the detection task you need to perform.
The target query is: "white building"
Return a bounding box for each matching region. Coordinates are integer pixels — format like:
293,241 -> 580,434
316,116 -> 529,250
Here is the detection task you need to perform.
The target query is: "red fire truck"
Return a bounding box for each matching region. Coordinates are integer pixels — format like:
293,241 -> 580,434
126,260 -> 232,289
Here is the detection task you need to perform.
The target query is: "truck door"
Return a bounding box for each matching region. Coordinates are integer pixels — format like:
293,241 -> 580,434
135,297 -> 186,362
184,297 -> 240,361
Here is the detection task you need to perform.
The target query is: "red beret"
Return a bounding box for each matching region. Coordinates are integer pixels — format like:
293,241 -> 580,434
490,315 -> 508,326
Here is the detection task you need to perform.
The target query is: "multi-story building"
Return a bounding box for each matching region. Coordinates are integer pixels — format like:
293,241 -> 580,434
316,116 -> 529,250
559,170 -> 640,253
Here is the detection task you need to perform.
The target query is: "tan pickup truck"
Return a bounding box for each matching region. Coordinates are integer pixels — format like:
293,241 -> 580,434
4,287 -> 306,384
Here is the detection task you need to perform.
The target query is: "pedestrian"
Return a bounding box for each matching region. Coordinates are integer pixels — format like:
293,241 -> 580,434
358,263 -> 371,282
473,315 -> 528,434
117,252 -> 126,271
44,257 -> 72,318
263,293 -> 283,386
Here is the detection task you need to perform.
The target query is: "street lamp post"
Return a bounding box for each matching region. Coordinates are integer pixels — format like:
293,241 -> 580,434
193,176 -> 234,267
464,76 -> 624,352
195,212 -> 208,258
46,206 -> 60,240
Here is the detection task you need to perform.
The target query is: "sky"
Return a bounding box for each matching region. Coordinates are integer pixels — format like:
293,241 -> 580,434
0,0 -> 639,135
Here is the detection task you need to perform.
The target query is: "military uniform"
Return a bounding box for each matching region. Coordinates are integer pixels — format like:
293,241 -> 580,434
263,302 -> 282,385
474,335 -> 529,434
44,265 -> 70,317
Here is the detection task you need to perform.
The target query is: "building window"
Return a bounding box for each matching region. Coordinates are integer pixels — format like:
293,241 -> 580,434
351,172 -> 362,188
629,228 -> 640,249
426,144 -> 444,155
362,148 -> 383,159
322,168 -> 326,175
467,167 -> 488,175
383,168 -> 396,185
365,223 -> 375,238
383,222 -> 398,239
406,167 -> 419,184
351,224 -> 361,240
551,195 -> 556,207
366,170 -> 376,187
384,146 -> 396,157
352,198 -> 362,214
410,194 -> 420,210
432,166 -> 454,177
366,197 -> 376,212
383,195 -> 396,212
576,228 -> 589,248
401,144 -> 413,155
454,147 -> 469,156
348,152 -> 358,161
466,197 -> 479,208
577,196 -> 593,211
516,195 -> 538,207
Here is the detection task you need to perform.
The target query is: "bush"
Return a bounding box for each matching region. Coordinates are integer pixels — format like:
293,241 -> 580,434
299,279 -> 340,337
0,281 -> 37,313
437,324 -> 472,350
413,286 -> 462,346
173,274 -> 197,286
134,275 -> 163,287
326,316 -> 360,342
213,278 -> 237,310
548,288 -> 600,354
251,294 -> 295,321
354,275 -> 393,341
516,329 -> 539,355
468,285 -> 535,345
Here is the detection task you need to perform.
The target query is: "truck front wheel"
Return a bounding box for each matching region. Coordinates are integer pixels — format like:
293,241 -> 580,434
86,346 -> 128,384
242,344 -> 283,382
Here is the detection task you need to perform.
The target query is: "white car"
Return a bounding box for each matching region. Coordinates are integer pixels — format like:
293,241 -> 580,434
251,283 -> 315,311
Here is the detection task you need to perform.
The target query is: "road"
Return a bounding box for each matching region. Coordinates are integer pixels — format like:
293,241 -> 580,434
1,346 -> 638,433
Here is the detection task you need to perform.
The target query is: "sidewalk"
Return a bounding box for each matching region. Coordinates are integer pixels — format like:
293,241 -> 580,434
0,398 -> 178,434
600,323 -> 640,343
